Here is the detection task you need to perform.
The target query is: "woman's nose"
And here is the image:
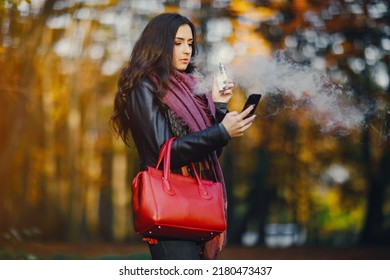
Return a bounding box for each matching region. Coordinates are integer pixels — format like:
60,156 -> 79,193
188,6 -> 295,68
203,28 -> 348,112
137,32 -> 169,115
183,44 -> 191,53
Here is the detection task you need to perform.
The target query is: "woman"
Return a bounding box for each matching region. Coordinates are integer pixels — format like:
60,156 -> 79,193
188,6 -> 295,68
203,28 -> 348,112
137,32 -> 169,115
110,13 -> 256,260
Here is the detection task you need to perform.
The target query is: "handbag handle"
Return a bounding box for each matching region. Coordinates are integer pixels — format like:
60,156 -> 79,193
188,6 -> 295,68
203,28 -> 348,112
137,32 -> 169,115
156,137 -> 212,200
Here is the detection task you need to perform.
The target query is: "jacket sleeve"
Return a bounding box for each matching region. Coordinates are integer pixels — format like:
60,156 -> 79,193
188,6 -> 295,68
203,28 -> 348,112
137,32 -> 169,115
127,80 -> 230,170
214,102 -> 228,123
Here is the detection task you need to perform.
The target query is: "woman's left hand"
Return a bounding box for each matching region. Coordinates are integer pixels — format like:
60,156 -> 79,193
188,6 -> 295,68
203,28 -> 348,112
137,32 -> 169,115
212,77 -> 234,103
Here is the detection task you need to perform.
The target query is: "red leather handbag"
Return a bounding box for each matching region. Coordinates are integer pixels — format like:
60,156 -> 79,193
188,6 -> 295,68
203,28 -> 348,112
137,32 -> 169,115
131,137 -> 226,240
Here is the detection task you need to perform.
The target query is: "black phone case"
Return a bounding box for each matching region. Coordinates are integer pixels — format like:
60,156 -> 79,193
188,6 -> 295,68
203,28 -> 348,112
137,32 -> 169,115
242,94 -> 262,117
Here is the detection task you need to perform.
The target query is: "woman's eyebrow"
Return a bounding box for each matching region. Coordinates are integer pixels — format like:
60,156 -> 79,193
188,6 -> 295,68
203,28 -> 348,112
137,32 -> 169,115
175,37 -> 193,41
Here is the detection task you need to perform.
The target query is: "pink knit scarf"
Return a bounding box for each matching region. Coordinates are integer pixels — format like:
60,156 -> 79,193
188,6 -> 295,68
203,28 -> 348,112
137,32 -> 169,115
162,70 -> 227,259
163,70 -> 214,131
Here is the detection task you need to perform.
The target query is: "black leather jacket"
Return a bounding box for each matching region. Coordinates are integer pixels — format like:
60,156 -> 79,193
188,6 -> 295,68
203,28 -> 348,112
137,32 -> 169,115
126,79 -> 231,171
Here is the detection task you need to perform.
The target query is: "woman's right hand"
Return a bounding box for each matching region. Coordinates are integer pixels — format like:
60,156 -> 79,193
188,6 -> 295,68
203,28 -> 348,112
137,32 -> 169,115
221,105 -> 257,138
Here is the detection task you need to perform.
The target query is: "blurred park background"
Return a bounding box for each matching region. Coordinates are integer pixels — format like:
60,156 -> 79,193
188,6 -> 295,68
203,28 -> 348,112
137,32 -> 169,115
1,0 -> 390,259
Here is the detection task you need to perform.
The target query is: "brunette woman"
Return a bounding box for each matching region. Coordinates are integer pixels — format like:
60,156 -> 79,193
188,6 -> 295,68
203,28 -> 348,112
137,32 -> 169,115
110,13 -> 256,260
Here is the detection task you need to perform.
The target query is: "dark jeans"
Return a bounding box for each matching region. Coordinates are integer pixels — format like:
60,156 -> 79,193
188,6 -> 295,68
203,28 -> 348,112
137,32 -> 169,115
148,239 -> 203,260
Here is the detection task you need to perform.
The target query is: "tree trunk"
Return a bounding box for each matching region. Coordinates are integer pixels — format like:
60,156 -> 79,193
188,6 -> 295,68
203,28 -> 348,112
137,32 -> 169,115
359,126 -> 385,245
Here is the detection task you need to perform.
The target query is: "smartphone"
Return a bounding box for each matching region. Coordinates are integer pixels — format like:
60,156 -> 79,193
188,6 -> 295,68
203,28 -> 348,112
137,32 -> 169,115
242,93 -> 262,118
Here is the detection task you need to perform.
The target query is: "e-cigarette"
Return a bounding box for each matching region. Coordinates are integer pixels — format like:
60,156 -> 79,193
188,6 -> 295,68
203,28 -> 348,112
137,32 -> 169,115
217,62 -> 228,92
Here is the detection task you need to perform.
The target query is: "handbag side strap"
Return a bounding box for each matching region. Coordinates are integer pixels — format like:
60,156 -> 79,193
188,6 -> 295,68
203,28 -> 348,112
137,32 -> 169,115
161,137 -> 176,195
160,137 -> 212,200
155,137 -> 177,169
190,162 -> 213,200
162,137 -> 175,179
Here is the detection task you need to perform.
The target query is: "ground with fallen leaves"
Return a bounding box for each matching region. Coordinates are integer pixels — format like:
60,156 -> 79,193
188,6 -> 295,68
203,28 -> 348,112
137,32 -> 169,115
1,241 -> 389,260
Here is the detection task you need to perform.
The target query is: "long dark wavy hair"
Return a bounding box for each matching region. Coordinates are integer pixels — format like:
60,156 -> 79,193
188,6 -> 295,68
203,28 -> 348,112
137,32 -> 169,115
110,13 -> 198,146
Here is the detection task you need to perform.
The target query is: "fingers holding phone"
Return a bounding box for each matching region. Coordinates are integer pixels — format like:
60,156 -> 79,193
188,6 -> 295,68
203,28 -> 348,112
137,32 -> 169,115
242,94 -> 262,119
240,104 -> 257,121
221,106 -> 257,138
221,93 -> 261,138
